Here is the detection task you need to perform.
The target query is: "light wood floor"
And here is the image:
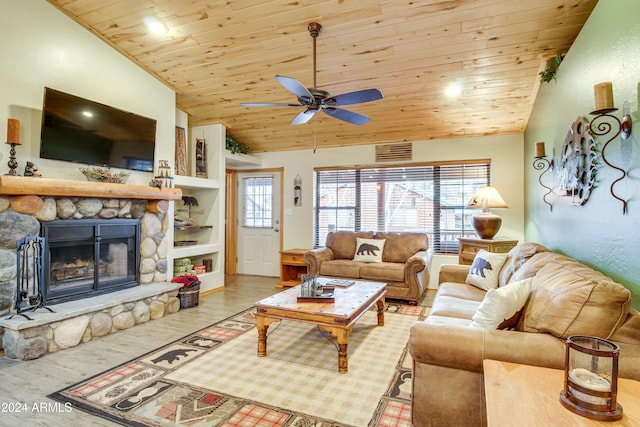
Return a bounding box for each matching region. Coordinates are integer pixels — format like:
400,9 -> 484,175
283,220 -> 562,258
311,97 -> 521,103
0,275 -> 281,427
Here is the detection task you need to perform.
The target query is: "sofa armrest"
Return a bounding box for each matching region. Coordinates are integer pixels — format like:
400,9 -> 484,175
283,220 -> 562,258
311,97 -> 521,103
439,263 -> 471,285
406,250 -> 431,273
409,322 -> 566,373
403,250 -> 432,301
303,247 -> 334,275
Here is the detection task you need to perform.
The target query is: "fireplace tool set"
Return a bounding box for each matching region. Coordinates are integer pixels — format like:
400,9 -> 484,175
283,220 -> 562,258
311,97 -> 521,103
6,235 -> 54,320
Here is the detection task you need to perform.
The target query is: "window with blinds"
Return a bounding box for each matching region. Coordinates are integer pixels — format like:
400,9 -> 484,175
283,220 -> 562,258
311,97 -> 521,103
313,161 -> 490,253
242,176 -> 274,228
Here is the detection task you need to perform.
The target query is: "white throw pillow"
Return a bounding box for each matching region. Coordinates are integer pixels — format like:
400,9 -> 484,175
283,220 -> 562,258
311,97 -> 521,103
353,238 -> 385,263
465,250 -> 509,291
470,278 -> 532,330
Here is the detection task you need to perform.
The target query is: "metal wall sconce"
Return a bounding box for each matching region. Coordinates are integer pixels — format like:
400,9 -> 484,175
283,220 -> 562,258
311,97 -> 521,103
589,82 -> 631,214
533,141 -> 554,211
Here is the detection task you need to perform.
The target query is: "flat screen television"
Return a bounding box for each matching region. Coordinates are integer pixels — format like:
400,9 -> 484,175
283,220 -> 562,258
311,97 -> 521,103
40,87 -> 157,172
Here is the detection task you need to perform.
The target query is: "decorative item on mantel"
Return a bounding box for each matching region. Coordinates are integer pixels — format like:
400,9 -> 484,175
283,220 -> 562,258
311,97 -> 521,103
559,335 -> 623,421
23,161 -> 41,177
532,141 -> 554,211
154,160 -> 173,189
466,186 -> 509,240
80,166 -> 130,184
589,82 -> 631,214
5,118 -> 20,176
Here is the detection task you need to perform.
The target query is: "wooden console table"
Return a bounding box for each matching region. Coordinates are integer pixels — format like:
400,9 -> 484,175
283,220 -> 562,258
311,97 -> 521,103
458,237 -> 518,265
277,248 -> 309,288
483,360 -> 640,426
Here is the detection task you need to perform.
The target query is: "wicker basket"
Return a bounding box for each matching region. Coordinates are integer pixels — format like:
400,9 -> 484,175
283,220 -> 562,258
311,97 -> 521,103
178,283 -> 200,308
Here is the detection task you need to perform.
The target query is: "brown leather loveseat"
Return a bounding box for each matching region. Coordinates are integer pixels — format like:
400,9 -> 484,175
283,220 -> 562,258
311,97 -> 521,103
304,231 -> 432,303
409,242 -> 640,426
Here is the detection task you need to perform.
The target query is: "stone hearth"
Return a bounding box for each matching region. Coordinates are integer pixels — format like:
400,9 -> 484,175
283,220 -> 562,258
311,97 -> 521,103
0,176 -> 182,360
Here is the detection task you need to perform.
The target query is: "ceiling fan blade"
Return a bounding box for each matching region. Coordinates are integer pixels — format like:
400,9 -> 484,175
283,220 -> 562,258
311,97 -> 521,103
275,75 -> 314,103
240,102 -> 300,107
291,109 -> 317,125
327,88 -> 383,106
323,107 -> 371,125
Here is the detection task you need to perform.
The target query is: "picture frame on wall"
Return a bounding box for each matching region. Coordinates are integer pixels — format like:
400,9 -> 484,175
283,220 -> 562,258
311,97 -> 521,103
175,126 -> 187,176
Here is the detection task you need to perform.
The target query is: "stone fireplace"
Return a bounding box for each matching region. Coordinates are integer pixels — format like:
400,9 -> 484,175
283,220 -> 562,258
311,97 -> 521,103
0,175 -> 183,360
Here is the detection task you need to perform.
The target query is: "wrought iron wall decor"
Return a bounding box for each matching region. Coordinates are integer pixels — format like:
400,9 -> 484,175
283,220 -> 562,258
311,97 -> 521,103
588,82 -> 631,214
556,116 -> 599,207
532,141 -> 554,211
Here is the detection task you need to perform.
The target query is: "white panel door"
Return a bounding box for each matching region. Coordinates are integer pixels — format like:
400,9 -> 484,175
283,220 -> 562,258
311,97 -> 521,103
236,172 -> 280,276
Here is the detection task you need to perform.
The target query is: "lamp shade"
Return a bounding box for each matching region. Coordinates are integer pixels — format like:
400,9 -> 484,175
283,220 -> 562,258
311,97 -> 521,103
466,186 -> 509,211
467,186 -> 508,239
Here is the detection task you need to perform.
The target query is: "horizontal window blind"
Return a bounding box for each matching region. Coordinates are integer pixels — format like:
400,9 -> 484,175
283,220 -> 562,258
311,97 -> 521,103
314,161 -> 490,253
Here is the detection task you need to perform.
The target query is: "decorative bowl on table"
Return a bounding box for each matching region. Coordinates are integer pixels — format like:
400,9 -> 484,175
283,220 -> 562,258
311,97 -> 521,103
80,167 -> 130,184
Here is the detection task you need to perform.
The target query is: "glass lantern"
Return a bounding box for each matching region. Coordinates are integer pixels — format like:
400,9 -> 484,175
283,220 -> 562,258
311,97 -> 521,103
559,335 -> 623,421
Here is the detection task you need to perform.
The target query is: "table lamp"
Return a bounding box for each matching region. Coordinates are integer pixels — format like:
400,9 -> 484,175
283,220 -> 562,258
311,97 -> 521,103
466,186 -> 508,239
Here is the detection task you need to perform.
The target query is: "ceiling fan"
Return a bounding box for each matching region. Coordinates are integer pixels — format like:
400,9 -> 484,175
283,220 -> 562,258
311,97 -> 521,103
240,22 -> 383,126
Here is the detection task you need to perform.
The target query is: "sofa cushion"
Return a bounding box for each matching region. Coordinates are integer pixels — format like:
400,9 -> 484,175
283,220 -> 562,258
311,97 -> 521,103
353,237 -> 385,263
436,282 -> 487,302
325,231 -> 375,260
465,250 -> 508,291
319,259 -> 363,278
499,242 -> 550,287
376,232 -> 428,263
470,278 -> 532,330
429,295 -> 482,320
518,259 -> 632,339
360,262 -> 404,283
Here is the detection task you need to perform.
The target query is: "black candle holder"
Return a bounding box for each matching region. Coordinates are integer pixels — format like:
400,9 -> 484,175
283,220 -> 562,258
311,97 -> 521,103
589,108 -> 628,214
533,155 -> 553,211
5,142 -> 19,176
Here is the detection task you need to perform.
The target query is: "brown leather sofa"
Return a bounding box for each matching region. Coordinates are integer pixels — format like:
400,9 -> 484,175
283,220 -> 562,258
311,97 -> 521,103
409,242 -> 640,427
304,231 -> 431,303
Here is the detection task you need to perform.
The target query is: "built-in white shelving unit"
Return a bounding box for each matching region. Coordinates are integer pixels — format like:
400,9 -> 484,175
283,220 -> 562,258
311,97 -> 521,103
169,123 -> 225,293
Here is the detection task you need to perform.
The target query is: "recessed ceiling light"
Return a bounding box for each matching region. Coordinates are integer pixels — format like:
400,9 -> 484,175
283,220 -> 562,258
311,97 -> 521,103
445,83 -> 462,98
144,16 -> 168,35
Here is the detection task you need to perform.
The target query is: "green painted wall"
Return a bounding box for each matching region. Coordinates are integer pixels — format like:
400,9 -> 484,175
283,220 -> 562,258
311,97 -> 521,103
525,1 -> 640,309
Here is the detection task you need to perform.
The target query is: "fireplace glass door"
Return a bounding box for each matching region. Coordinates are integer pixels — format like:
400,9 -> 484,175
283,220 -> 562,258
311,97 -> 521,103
42,219 -> 140,304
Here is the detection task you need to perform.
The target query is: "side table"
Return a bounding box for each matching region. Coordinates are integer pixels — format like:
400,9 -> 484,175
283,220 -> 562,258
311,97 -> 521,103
277,248 -> 309,288
483,360 -> 640,426
458,237 -> 518,265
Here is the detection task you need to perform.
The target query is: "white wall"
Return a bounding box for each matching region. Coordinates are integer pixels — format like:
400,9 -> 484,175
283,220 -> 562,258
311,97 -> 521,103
254,133 -> 525,287
0,0 -> 175,184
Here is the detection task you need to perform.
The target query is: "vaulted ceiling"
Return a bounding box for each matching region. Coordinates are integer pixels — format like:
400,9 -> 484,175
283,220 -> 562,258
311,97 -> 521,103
48,0 -> 597,153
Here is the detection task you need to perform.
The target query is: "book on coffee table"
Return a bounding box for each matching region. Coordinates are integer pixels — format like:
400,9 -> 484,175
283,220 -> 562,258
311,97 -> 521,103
325,279 -> 356,287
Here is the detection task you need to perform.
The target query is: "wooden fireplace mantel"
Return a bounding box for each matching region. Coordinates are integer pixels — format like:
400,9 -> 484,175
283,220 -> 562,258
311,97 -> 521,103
0,175 -> 182,201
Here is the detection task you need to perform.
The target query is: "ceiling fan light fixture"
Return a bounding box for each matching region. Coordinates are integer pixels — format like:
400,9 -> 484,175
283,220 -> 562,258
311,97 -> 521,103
240,23 -> 383,126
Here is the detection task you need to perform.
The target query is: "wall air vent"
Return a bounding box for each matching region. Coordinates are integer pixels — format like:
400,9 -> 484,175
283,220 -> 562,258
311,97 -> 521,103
375,143 -> 412,162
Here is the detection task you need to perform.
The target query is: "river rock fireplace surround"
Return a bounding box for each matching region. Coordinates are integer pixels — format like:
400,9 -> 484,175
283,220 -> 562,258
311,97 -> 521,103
0,176 -> 183,360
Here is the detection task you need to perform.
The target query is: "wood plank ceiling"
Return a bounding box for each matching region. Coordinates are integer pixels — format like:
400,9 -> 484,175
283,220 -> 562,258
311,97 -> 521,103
48,0 -> 597,153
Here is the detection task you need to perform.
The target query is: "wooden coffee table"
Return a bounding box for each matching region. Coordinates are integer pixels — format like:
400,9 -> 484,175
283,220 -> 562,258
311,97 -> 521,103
255,278 -> 386,373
